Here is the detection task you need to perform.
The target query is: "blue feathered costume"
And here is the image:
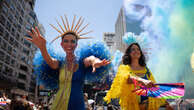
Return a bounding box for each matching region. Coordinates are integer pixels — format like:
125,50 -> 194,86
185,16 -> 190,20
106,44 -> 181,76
33,41 -> 111,110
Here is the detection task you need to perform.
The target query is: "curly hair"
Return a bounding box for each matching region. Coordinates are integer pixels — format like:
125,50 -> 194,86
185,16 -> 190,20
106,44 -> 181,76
122,43 -> 146,66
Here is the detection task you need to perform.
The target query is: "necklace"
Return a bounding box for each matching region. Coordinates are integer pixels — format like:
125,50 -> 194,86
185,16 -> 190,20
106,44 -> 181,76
65,54 -> 75,71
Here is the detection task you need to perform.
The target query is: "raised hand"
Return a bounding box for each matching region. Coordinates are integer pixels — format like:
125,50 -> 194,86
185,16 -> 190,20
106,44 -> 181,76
25,26 -> 46,49
25,26 -> 59,69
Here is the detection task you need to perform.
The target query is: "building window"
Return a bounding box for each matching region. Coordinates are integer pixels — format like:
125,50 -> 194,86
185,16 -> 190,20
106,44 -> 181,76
17,24 -> 21,33
25,24 -> 31,31
21,9 -> 24,17
4,31 -> 10,41
21,38 -> 24,42
28,17 -> 34,26
15,13 -> 19,21
0,15 -> 6,26
7,45 -> 12,54
16,33 -> 20,41
18,73 -> 26,80
8,14 -> 13,24
9,37 -> 14,45
20,56 -> 26,62
4,0 -> 12,7
21,1 -> 25,9
0,50 -> 5,61
4,66 -> 13,76
13,40 -> 19,48
6,67 -> 13,76
13,22 -> 17,29
2,5 -> 9,16
11,28 -> 15,36
23,47 -> 30,56
2,40 -> 7,51
24,39 -> 31,48
0,62 -> 2,72
16,3 -> 21,13
19,17 -> 23,25
11,59 -> 15,67
12,49 -> 17,58
29,11 -> 36,20
17,82 -> 26,90
0,25 -> 4,36
20,64 -> 28,72
5,55 -> 10,65
10,4 -> 16,13
6,21 -> 11,31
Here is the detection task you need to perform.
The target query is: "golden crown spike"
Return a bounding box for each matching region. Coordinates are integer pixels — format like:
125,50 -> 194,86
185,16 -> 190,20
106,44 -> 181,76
70,15 -> 76,31
72,17 -> 82,32
64,15 -> 70,31
77,23 -> 89,34
75,18 -> 84,32
50,15 -> 93,43
61,16 -> 68,31
56,19 -> 65,33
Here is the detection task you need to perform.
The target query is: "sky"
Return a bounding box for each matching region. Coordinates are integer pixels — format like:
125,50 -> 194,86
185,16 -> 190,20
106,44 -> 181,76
34,0 -> 123,43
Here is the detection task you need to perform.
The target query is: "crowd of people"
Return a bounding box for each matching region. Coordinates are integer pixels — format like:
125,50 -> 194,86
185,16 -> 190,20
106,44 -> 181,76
84,92 -> 120,110
0,91 -> 121,110
0,92 -> 50,110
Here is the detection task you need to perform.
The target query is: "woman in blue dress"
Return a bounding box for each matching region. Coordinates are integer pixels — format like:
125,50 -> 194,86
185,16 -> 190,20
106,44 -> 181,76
25,15 -> 111,110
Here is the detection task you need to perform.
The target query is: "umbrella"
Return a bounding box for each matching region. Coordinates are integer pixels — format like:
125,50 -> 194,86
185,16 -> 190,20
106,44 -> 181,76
132,83 -> 184,99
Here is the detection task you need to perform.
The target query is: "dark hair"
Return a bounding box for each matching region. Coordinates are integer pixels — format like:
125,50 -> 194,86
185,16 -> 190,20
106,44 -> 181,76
122,43 -> 146,66
61,32 -> 78,40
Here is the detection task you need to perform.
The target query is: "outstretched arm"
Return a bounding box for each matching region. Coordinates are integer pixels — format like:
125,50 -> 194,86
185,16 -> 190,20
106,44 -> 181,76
25,27 -> 59,69
84,56 -> 110,72
128,75 -> 155,88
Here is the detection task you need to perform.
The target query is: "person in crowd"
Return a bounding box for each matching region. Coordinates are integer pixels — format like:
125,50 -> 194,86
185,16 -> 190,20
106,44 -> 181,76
25,15 -> 111,110
10,98 -> 33,110
104,43 -> 173,110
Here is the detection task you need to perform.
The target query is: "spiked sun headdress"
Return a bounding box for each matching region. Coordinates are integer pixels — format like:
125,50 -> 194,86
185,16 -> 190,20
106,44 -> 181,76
50,15 -> 93,43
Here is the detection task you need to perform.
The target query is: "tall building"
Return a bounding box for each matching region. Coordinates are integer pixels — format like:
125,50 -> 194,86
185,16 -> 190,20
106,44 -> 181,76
115,7 -> 127,52
0,0 -> 43,100
115,6 -> 150,52
103,32 -> 115,52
